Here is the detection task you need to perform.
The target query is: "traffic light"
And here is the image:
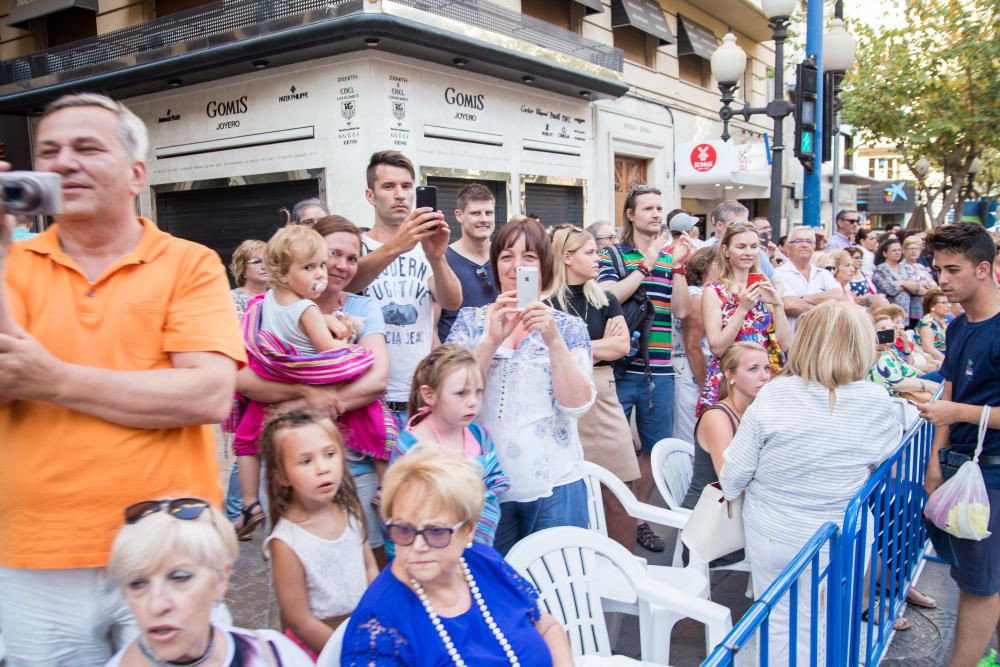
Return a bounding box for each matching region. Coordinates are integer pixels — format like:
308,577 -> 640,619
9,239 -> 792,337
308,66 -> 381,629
794,58 -> 818,173
821,71 -> 844,164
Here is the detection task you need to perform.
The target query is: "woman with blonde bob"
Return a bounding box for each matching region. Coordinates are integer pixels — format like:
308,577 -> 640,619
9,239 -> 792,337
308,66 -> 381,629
720,301 -> 901,665
106,499 -> 312,666
341,448 -> 573,666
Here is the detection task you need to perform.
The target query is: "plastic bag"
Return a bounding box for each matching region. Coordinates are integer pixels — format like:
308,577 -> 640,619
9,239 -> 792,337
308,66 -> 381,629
924,405 -> 993,541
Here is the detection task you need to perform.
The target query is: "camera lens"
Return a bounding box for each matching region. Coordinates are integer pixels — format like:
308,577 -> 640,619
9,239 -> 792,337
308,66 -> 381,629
2,178 -> 40,211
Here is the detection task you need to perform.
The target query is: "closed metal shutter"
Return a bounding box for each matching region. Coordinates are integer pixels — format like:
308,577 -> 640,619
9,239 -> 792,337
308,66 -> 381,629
425,177 -> 508,243
523,183 -> 584,228
155,179 -> 320,284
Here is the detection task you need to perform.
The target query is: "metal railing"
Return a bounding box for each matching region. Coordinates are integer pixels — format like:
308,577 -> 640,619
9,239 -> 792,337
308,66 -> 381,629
702,409 -> 936,666
1,0 -> 622,85
702,522 -> 840,666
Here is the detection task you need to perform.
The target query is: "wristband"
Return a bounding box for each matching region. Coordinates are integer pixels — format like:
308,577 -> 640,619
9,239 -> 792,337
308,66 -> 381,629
672,265 -> 686,276
636,263 -> 652,277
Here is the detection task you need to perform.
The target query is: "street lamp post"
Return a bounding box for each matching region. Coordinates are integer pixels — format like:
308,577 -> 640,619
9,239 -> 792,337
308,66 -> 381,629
711,0 -> 796,239
824,16 -> 856,227
964,157 -> 982,200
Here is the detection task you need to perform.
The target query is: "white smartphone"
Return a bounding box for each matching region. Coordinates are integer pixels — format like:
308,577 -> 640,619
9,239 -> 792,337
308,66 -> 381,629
516,266 -> 540,310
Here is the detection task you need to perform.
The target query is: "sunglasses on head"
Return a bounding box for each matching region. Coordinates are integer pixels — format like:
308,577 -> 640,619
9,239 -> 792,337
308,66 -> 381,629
474,266 -> 493,292
124,498 -> 211,525
384,521 -> 466,548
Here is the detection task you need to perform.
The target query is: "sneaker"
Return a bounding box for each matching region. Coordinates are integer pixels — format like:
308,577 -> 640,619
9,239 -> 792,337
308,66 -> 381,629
976,649 -> 999,667
636,522 -> 665,552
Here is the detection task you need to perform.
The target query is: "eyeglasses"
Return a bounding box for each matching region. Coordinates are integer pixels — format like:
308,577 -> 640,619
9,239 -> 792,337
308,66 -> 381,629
595,234 -> 616,243
788,238 -> 815,245
474,266 -> 493,292
842,218 -> 861,224
125,498 -> 211,524
384,521 -> 466,548
624,184 -> 660,209
823,265 -> 837,272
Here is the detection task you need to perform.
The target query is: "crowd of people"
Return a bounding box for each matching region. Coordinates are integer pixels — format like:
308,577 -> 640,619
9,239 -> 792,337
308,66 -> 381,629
0,92 -> 998,667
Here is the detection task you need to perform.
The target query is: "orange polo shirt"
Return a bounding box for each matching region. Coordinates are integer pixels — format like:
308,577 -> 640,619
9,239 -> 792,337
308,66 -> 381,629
0,218 -> 247,569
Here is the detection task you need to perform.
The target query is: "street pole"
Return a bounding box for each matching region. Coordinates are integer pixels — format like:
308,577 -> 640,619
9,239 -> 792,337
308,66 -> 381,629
803,0 -> 823,227
830,72 -> 842,227
768,18 -> 789,240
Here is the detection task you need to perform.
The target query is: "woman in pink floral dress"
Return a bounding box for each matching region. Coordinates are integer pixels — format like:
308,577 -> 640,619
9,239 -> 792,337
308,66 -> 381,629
697,222 -> 791,417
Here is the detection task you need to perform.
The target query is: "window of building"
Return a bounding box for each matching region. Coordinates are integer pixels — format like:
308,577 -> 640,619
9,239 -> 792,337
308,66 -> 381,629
678,54 -> 712,88
154,0 -> 216,18
521,0 -> 581,31
37,7 -> 96,49
614,155 -> 649,230
741,60 -> 755,103
613,25 -> 657,68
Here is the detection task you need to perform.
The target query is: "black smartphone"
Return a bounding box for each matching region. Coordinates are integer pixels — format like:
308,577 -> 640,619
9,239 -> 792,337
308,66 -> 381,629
877,329 -> 895,345
415,185 -> 438,211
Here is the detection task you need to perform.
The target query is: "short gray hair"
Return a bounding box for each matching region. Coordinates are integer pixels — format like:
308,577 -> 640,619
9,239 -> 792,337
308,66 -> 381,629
789,225 -> 817,240
42,93 -> 148,163
711,201 -> 749,225
586,221 -> 612,238
292,198 -> 329,222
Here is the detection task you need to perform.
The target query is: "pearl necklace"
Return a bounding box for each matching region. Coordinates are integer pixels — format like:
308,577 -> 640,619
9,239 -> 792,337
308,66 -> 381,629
411,557 -> 520,667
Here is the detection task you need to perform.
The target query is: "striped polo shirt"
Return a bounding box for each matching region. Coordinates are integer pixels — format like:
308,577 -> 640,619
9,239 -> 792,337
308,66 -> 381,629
597,242 -> 675,376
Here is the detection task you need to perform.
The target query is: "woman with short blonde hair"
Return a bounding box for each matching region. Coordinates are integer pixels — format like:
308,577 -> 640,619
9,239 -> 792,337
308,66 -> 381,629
106,499 -> 312,666
342,447 -> 574,666
720,301 -> 901,664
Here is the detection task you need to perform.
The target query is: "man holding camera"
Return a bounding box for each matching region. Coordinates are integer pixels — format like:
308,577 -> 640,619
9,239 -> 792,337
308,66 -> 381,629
0,93 -> 245,664
348,150 -> 462,425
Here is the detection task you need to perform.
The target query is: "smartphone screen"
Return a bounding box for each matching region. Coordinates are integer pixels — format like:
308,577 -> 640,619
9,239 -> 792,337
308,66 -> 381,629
516,266 -> 540,310
876,329 -> 895,345
415,185 -> 438,211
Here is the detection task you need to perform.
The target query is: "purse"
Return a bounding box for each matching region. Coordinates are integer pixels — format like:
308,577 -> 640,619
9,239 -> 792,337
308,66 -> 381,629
681,481 -> 745,563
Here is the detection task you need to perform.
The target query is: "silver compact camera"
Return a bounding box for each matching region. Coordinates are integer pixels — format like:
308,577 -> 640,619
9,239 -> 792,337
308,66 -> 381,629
0,172 -> 63,215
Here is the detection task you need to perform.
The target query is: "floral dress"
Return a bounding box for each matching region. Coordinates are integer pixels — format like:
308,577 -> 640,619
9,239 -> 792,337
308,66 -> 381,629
914,314 -> 947,354
696,281 -> 786,417
868,349 -> 919,397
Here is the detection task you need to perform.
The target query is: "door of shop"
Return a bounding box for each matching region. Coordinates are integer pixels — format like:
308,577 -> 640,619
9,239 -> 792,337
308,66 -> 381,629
425,177 -> 508,243
614,155 -> 649,230
155,179 -> 320,284
522,183 -> 584,228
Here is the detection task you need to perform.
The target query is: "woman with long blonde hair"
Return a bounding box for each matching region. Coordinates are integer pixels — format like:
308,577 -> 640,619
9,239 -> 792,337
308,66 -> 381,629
547,224 -> 637,549
698,221 -> 791,417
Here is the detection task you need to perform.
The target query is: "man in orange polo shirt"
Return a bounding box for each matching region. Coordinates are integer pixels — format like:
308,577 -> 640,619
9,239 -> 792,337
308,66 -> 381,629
0,93 -> 246,665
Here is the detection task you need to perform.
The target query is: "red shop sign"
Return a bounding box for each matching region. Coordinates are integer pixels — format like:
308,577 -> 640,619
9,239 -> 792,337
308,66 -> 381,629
690,144 -> 717,172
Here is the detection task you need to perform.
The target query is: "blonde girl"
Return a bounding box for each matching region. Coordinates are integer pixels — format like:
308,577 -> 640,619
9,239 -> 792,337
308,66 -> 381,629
396,344 -> 509,545
262,409 -> 379,658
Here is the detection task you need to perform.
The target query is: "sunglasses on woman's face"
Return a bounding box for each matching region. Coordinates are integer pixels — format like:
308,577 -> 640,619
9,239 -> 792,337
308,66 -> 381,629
384,521 -> 466,548
124,498 -> 211,524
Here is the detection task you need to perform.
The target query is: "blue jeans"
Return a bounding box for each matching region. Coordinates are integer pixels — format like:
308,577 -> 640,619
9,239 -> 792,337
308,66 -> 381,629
224,461 -> 241,522
493,479 -> 589,555
616,371 -> 674,453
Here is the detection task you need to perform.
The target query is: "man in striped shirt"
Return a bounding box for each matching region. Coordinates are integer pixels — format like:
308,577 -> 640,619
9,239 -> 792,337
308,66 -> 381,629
599,185 -> 690,552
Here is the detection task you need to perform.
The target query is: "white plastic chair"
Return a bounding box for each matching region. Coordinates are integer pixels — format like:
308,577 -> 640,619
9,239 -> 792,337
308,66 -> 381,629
581,462 -> 711,656
316,618 -> 348,667
649,438 -> 695,566
506,526 -> 732,665
650,438 -> 695,511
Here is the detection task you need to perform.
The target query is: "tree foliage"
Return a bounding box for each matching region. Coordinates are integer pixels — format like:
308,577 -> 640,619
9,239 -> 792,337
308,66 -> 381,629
841,0 -> 1000,225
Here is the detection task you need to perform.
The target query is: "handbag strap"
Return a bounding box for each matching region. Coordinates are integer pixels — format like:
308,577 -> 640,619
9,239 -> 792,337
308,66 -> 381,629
974,405 -> 991,462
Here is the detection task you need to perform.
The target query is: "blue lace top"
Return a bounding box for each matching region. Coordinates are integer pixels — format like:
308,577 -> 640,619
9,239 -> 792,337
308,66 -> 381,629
341,543 -> 552,666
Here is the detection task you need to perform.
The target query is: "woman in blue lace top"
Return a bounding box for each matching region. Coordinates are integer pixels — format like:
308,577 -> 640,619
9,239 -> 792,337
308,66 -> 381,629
341,449 -> 572,666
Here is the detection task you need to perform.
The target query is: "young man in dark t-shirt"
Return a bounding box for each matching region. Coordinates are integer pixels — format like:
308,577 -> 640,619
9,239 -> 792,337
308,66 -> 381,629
438,183 -> 498,341
919,222 -> 1000,667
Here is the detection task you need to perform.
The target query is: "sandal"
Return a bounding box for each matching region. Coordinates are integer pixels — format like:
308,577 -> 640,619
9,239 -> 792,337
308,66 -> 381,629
236,502 -> 265,541
905,588 -> 937,609
862,604 -> 911,631
636,522 -> 665,553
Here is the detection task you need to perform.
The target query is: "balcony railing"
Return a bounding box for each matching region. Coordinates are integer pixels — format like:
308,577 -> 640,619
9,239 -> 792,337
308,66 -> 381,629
0,0 -> 622,86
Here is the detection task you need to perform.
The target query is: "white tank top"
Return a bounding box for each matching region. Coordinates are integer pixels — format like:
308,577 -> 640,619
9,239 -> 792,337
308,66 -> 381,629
264,515 -> 367,619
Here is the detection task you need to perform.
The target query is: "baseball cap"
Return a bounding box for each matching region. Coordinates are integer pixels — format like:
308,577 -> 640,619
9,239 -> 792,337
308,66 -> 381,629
669,212 -> 699,233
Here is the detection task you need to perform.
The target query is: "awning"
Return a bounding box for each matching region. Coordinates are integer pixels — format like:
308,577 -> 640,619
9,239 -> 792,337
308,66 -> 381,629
676,139 -> 771,199
611,0 -> 675,46
572,0 -> 604,15
676,15 -> 719,60
7,0 -> 97,28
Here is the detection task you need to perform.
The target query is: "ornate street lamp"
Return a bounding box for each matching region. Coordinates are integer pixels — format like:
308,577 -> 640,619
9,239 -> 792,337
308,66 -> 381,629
823,16 -> 856,226
711,0 -> 795,235
965,157 -> 982,199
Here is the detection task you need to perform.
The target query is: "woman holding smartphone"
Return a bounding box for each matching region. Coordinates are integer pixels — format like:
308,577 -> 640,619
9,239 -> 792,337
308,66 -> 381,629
446,217 -> 596,554
698,222 -> 791,416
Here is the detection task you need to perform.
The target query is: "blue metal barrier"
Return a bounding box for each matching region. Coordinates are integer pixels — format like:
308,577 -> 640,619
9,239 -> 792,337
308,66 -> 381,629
836,414 -> 935,666
700,410 -> 936,667
701,522 -> 840,667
